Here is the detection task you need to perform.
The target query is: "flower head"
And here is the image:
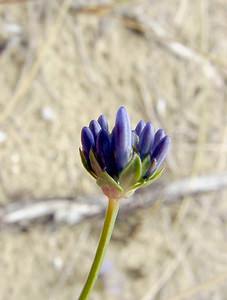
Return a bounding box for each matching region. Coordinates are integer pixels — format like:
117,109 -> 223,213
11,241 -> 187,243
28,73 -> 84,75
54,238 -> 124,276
80,106 -> 170,199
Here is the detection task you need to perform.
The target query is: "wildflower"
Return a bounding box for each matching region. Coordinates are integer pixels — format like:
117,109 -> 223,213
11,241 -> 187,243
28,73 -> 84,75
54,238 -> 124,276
79,106 -> 170,300
80,106 -> 170,199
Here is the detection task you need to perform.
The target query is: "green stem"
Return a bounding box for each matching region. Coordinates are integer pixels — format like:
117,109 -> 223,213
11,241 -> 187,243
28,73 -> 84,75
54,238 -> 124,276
78,198 -> 120,300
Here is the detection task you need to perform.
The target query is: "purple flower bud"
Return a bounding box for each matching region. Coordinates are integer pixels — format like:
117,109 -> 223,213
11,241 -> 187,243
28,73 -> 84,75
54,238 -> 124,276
152,129 -> 166,151
89,120 -> 101,140
112,106 -> 132,172
96,130 -> 113,174
152,136 -> 171,169
138,122 -> 154,159
98,114 -> 109,132
80,106 -> 171,198
81,127 -> 95,157
135,120 -> 146,136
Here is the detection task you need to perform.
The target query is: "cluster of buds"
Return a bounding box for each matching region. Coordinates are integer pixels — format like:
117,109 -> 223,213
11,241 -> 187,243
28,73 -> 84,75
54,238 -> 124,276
80,106 -> 170,199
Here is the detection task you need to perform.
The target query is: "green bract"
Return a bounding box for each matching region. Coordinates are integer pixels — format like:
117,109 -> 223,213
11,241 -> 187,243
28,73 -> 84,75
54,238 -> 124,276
79,149 -> 164,199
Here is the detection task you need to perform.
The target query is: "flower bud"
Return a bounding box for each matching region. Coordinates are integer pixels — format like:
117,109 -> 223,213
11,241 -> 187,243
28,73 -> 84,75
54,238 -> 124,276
80,106 -> 170,199
135,120 -> 146,136
89,120 -> 101,140
112,106 -> 132,172
81,127 -> 95,158
138,122 -> 154,159
153,129 -> 165,150
96,129 -> 114,175
152,136 -> 171,169
98,114 -> 109,132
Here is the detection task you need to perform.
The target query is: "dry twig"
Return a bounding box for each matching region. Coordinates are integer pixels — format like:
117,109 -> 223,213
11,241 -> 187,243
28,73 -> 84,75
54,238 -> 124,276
120,10 -> 225,88
0,172 -> 226,229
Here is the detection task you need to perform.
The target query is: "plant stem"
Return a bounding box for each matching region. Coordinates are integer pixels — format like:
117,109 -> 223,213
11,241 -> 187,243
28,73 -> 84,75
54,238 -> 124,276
78,198 -> 120,300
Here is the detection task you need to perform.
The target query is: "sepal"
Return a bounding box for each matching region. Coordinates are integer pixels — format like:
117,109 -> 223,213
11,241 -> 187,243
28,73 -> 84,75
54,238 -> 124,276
141,155 -> 151,177
131,168 -> 164,190
89,150 -> 103,176
119,153 -> 142,189
79,148 -> 97,178
141,168 -> 164,188
96,171 -> 123,199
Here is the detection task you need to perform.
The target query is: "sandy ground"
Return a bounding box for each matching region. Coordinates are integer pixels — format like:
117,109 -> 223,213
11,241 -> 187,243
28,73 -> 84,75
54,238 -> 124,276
0,0 -> 227,299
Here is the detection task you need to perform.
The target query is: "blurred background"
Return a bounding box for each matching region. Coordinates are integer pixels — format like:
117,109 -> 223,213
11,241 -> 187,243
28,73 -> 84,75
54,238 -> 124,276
0,0 -> 227,299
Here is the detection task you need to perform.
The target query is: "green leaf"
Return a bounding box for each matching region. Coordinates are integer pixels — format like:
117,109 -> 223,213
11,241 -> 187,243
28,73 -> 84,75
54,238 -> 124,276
119,153 -> 142,189
89,150 -> 103,176
79,148 -> 96,178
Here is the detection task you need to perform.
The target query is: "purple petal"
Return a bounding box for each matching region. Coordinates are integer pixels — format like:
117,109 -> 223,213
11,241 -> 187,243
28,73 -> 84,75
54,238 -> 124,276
152,136 -> 171,169
135,120 -> 146,136
138,122 -> 154,159
81,127 -> 95,157
96,130 -> 114,174
112,106 -> 132,172
89,120 -> 101,140
98,114 -> 109,132
152,129 -> 166,151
